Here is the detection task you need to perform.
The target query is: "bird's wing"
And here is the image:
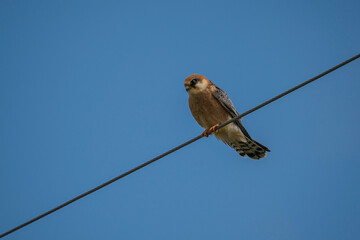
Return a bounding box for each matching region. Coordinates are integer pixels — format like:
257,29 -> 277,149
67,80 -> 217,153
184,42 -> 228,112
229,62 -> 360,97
212,86 -> 252,139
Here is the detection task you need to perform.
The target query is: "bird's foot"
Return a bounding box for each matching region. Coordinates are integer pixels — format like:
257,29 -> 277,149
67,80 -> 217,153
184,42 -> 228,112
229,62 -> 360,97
201,123 -> 220,137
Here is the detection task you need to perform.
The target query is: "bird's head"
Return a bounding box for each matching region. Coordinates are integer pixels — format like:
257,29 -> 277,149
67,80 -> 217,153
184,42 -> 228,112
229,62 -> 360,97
184,74 -> 210,94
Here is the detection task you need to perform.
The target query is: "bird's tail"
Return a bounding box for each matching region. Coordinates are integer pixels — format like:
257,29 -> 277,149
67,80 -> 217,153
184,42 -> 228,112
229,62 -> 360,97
229,137 -> 270,160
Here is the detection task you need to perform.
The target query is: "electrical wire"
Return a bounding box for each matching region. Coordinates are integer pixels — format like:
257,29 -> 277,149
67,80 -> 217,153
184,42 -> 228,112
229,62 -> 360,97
1,53 -> 359,238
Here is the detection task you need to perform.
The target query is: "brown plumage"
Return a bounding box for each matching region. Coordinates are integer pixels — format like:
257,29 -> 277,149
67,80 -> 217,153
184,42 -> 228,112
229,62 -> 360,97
184,73 -> 270,160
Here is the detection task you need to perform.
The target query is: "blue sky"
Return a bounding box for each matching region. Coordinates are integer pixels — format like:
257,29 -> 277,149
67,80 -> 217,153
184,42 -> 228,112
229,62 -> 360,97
1,0 -> 360,239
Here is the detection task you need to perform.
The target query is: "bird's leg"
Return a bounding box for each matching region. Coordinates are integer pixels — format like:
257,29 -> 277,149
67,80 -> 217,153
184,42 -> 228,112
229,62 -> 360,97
209,123 -> 220,132
201,123 -> 220,137
201,128 -> 211,137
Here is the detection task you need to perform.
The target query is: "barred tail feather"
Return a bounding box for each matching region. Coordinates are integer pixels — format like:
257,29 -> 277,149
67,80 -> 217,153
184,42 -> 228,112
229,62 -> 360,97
229,137 -> 270,160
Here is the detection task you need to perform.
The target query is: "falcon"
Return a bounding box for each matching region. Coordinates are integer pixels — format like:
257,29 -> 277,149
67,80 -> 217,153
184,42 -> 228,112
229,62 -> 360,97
184,73 -> 270,160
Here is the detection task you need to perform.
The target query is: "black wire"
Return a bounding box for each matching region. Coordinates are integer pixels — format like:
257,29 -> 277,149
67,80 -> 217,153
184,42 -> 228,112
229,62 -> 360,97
213,53 -> 360,131
1,53 -> 359,238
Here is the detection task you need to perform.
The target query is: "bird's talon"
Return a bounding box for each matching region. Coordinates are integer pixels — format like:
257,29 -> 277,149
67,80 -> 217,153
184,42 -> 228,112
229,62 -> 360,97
201,123 -> 220,137
201,128 -> 210,137
209,123 -> 220,133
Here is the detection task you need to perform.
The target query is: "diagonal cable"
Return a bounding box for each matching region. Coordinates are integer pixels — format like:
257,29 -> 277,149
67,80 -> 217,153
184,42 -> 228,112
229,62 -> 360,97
1,53 -> 359,238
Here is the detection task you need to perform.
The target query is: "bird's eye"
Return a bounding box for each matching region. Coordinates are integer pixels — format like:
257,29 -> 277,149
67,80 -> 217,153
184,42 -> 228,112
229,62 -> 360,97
190,78 -> 198,86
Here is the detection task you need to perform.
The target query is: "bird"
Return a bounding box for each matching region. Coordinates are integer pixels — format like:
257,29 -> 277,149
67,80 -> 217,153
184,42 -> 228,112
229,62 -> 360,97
184,73 -> 270,160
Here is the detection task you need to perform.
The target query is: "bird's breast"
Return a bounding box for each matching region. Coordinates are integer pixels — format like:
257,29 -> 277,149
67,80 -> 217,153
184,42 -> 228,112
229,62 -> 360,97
188,91 -> 232,129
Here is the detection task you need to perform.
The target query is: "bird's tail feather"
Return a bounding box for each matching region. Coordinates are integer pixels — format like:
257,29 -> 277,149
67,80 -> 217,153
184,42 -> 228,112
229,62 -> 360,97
229,137 -> 270,160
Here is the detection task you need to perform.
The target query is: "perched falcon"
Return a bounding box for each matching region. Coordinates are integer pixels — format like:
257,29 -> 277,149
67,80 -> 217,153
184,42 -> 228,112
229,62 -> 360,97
184,73 -> 270,160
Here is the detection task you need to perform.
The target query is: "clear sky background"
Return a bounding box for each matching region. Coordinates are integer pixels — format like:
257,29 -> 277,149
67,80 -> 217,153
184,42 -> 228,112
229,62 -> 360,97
1,0 -> 360,239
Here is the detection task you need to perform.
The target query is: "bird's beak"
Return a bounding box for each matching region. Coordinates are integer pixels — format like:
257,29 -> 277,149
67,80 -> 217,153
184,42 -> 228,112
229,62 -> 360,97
184,84 -> 191,91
